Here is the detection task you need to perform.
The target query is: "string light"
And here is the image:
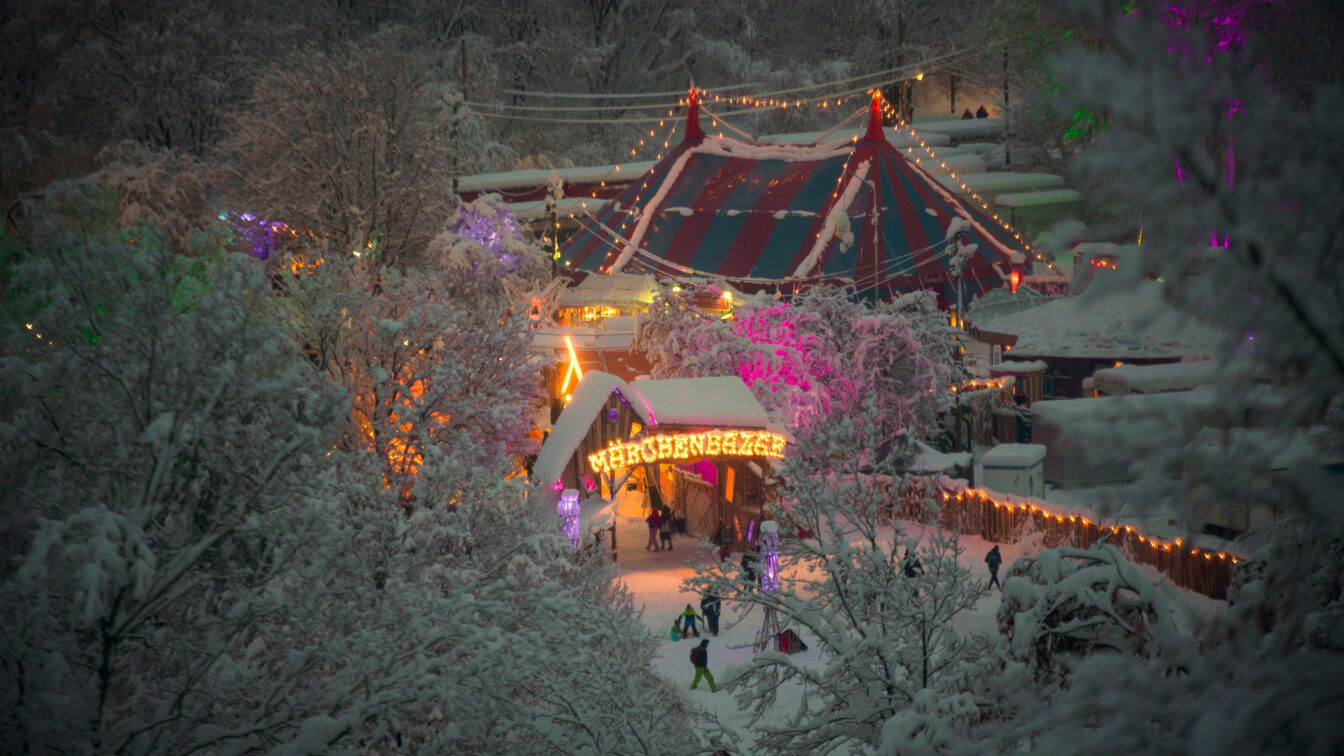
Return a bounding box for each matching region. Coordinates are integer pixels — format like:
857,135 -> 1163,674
873,92 -> 1061,275
931,481 -> 1239,597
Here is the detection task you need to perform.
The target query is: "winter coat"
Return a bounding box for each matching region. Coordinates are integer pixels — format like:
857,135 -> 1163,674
986,547 -> 1003,570
659,514 -> 674,535
646,510 -> 662,528
902,556 -> 923,578
680,607 -> 704,623
690,644 -> 708,668
700,594 -> 721,615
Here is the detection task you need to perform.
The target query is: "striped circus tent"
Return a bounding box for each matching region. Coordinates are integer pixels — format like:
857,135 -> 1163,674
560,92 -> 1038,304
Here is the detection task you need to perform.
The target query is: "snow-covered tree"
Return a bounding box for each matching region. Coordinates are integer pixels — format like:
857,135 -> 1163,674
274,250 -> 543,504
685,416 -> 986,753
0,185 -> 697,752
638,284 -> 957,455
984,1 -> 1344,751
218,40 -> 458,267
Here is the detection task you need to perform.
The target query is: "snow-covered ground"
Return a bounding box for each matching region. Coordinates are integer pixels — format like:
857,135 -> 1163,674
608,486 -> 1225,748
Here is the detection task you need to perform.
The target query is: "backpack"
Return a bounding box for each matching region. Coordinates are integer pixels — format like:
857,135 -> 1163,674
690,647 -> 706,666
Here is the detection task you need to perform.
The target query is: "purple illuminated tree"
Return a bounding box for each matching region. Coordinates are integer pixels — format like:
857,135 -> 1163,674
639,284 -> 957,462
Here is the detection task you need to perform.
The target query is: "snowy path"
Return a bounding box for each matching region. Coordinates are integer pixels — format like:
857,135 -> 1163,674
610,489 -> 1224,749
609,490 -> 1018,750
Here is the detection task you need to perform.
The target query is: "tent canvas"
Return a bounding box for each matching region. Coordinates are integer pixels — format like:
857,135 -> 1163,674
559,94 -> 1038,304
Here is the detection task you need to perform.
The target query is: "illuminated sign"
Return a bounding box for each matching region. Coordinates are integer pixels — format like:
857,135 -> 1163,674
587,429 -> 786,476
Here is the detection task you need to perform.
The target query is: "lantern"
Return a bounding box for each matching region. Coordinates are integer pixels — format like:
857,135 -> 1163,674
558,489 -> 581,549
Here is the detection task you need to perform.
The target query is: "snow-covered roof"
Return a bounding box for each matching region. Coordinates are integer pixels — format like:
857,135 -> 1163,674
974,282 -> 1219,359
531,325 -> 638,352
995,189 -> 1083,208
990,360 -> 1048,374
912,153 -> 987,176
557,272 -> 661,308
507,196 -> 607,222
1092,360 -> 1223,395
935,172 -> 1066,197
628,376 -> 770,428
1030,390 -> 1222,427
981,443 -> 1047,468
457,161 -> 656,194
909,117 -> 1006,140
533,372 -> 649,490
757,126 -> 951,148
908,441 -> 972,472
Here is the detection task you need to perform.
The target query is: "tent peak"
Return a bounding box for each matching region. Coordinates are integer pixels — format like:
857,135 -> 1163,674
863,91 -> 886,142
684,87 -> 705,143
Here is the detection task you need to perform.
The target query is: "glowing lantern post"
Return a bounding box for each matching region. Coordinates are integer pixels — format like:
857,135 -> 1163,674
760,520 -> 780,593
558,489 -> 581,549
1009,251 -> 1027,293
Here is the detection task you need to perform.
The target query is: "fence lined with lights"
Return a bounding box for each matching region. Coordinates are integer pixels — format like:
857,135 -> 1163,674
892,477 -> 1238,600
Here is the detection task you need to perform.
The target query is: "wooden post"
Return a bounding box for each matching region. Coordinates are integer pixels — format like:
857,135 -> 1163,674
460,38 -> 469,103
950,73 -> 957,114
1003,50 -> 1011,168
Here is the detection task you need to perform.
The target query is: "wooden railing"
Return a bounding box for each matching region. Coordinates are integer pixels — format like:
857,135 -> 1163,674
894,477 -> 1238,600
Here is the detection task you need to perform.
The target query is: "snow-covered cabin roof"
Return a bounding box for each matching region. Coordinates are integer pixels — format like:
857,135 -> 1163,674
507,196 -> 607,222
557,272 -> 661,308
990,360 -> 1048,375
628,376 -> 770,428
907,441 -> 972,472
458,161 -> 657,196
1030,390 -> 1223,428
1092,360 -> 1223,395
533,372 -> 650,491
981,443 -> 1047,468
975,282 -> 1218,360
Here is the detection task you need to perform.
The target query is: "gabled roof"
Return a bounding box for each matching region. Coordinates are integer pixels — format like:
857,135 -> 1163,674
976,281 -> 1219,360
559,96 -> 1035,303
631,376 -> 770,428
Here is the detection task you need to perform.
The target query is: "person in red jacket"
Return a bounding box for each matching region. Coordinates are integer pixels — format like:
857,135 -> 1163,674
646,507 -> 662,551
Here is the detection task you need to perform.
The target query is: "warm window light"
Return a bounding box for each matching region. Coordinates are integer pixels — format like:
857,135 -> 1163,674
915,71 -> 925,81
560,335 -> 584,397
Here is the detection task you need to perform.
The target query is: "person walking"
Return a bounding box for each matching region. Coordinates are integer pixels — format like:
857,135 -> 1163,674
740,547 -> 760,591
646,506 -> 662,551
902,547 -> 924,579
658,506 -> 675,551
689,640 -> 717,692
986,545 -> 1003,589
679,604 -> 705,638
700,592 -> 722,636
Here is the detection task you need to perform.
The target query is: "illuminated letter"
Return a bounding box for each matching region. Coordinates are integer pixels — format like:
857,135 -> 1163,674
610,444 -> 624,470
643,438 -> 658,463
588,452 -> 605,476
689,433 -> 705,458
673,434 -> 688,458
707,432 -> 721,456
657,435 -> 673,460
725,431 -> 740,455
773,435 -> 786,457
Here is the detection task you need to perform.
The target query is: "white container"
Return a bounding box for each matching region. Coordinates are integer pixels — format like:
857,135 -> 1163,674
977,444 -> 1047,498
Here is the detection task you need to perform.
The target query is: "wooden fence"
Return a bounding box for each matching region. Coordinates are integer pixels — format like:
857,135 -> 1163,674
895,478 -> 1238,600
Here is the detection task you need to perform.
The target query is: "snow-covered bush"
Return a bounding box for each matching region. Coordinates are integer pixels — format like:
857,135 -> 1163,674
997,544 -> 1173,683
